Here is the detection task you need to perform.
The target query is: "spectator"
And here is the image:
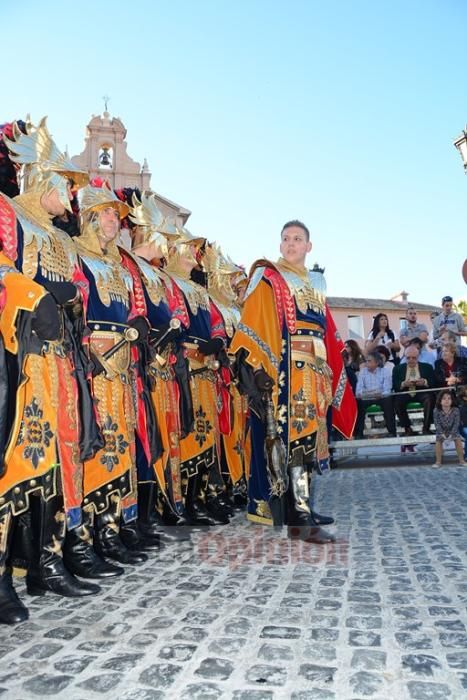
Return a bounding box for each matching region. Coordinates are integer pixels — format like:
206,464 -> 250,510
392,346 -> 435,435
436,330 -> 467,359
459,386 -> 467,462
376,344 -> 394,372
354,351 -> 396,439
400,337 -> 436,367
400,307 -> 428,348
432,296 -> 466,347
434,345 -> 467,388
432,390 -> 467,468
365,313 -> 400,364
343,340 -> 365,394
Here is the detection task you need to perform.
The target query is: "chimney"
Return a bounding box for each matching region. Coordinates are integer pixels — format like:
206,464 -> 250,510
390,291 -> 409,304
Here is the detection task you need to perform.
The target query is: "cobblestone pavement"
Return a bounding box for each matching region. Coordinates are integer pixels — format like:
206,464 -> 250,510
1,463 -> 466,700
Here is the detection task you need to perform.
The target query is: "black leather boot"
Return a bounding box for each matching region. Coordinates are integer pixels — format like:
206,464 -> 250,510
185,470 -> 225,526
0,509 -> 28,624
119,520 -> 163,551
94,511 -> 148,565
310,511 -> 335,526
63,511 -> 124,578
26,496 -> 101,597
286,466 -> 335,544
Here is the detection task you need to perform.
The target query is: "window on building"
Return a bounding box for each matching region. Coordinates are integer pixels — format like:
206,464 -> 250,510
347,315 -> 364,340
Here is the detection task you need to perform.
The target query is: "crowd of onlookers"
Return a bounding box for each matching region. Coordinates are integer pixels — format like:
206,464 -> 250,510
341,296 -> 467,466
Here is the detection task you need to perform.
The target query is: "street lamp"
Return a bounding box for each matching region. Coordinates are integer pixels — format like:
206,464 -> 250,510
453,126 -> 467,171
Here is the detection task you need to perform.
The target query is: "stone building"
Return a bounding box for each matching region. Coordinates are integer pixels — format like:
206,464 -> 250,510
71,110 -> 191,237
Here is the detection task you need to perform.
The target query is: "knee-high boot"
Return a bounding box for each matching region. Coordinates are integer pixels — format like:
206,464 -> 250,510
94,496 -> 148,565
63,509 -> 124,578
185,466 -> 227,526
26,495 -> 101,596
0,508 -> 28,624
287,466 -> 335,544
138,482 -> 190,543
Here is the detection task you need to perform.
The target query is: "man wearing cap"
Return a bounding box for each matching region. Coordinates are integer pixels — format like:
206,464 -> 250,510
433,297 -> 466,348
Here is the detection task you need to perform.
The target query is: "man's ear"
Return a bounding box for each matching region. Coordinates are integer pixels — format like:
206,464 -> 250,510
307,241 -> 312,253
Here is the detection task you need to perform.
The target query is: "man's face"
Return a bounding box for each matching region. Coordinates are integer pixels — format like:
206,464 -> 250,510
405,348 -> 419,367
443,301 -> 453,314
366,357 -> 378,372
98,206 -> 120,245
407,309 -> 417,323
280,226 -> 312,266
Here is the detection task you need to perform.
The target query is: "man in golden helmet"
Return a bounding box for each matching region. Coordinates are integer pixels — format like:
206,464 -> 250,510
164,228 -> 231,525
70,181 -> 152,572
125,192 -> 191,540
0,117 -> 100,625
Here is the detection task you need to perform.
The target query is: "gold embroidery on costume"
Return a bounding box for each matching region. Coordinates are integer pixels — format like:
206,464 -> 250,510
276,258 -> 326,315
169,274 -> 210,315
77,247 -> 132,307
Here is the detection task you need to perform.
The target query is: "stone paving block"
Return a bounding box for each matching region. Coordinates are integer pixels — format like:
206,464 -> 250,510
22,674 -> 73,696
101,653 -> 145,671
232,691 -> 274,700
406,680 -> 452,699
76,673 -> 121,692
159,643 -> 197,661
139,663 -> 182,688
349,670 -> 384,695
291,691 -> 335,700
401,654 -> 442,677
298,663 -> 337,683
194,657 -> 234,680
446,651 -> 467,669
119,689 -> 165,700
258,642 -> 294,661
180,682 -> 223,699
208,637 -> 246,655
260,625 -> 301,639
350,649 -> 387,670
245,663 -> 287,686
349,631 -> 381,647
53,655 -> 96,674
21,643 -> 63,659
43,626 -> 81,640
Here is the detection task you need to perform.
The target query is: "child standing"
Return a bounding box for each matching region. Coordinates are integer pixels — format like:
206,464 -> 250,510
432,390 -> 467,468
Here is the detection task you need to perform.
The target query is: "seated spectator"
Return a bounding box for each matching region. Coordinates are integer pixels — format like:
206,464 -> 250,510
365,313 -> 400,364
400,307 -> 429,348
393,346 -> 435,435
376,344 -> 394,370
343,340 -> 365,394
434,330 -> 467,359
434,344 -> 467,388
400,337 -> 436,367
354,351 -> 396,438
432,390 -> 466,468
432,296 -> 466,348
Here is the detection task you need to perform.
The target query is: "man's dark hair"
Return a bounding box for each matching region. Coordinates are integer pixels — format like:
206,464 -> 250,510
281,220 -> 310,241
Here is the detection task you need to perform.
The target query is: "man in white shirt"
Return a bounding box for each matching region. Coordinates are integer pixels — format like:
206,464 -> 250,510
354,351 -> 396,439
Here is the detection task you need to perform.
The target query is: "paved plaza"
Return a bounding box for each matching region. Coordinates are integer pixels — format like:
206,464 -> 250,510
0,460 -> 466,700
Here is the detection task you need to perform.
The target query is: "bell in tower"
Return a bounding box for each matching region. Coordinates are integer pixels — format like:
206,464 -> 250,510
98,145 -> 113,169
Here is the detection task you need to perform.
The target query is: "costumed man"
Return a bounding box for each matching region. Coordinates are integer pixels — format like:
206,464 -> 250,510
230,219 -> 336,543
164,228 -> 230,525
203,243 -> 250,509
0,118 -> 102,625
71,182 -> 149,567
124,191 -> 190,542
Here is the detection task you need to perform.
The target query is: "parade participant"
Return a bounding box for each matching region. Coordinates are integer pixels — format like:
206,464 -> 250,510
70,182 -> 148,568
0,118 -> 101,624
230,220 -> 336,543
203,243 -> 250,508
126,191 -> 190,541
165,229 -> 229,525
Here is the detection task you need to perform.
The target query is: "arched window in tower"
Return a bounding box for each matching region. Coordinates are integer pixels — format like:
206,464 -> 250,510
98,144 -> 113,170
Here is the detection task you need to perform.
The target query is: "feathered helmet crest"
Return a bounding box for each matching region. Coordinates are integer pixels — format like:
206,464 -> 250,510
3,116 -> 89,210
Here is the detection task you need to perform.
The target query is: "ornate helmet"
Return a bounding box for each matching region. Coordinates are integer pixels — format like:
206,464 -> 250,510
166,225 -> 206,272
129,191 -> 179,258
77,181 -> 130,256
203,242 -> 244,303
78,181 -> 130,219
3,117 -> 89,211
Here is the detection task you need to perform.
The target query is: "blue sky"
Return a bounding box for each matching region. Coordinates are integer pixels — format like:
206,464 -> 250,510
4,0 -> 467,305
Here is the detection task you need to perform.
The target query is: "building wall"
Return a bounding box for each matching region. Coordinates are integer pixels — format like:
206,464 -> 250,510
329,307 -> 436,345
